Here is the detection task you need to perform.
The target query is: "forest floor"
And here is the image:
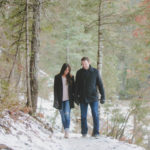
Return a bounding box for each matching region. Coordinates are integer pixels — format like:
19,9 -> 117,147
0,110 -> 145,150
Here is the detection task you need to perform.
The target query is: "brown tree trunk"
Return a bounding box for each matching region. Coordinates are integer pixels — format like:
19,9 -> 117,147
97,0 -> 103,76
30,0 -> 41,114
148,135 -> 150,150
97,0 -> 103,125
131,113 -> 137,143
66,30 -> 69,63
25,0 -> 32,109
66,0 -> 69,63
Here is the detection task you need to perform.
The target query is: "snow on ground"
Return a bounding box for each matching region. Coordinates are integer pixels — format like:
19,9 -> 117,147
0,110 -> 55,150
0,110 -> 145,150
58,134 -> 145,150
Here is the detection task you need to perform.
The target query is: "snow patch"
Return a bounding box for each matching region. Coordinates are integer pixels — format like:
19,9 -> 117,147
0,110 -> 145,150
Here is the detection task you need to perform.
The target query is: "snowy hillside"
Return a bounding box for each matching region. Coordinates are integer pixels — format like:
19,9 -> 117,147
0,110 -> 145,150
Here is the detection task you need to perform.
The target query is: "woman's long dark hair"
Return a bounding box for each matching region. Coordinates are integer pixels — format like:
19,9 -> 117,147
60,63 -> 72,85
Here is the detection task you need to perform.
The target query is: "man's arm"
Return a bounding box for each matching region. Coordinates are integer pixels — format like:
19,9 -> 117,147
96,70 -> 105,104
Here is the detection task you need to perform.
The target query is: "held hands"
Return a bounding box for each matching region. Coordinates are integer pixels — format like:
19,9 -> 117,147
75,100 -> 80,105
74,94 -> 80,105
74,97 -> 80,105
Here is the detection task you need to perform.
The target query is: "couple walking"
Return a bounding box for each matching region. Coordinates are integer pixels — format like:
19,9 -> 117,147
53,57 -> 105,138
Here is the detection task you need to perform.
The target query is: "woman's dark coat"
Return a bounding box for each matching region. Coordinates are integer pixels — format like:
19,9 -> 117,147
53,74 -> 75,109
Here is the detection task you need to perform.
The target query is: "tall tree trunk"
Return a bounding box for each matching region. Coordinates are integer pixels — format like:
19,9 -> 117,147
148,135 -> 150,150
66,0 -> 69,63
15,48 -> 21,89
97,0 -> 103,126
25,0 -> 32,108
30,0 -> 41,114
97,0 -> 103,76
131,113 -> 137,143
66,30 -> 69,63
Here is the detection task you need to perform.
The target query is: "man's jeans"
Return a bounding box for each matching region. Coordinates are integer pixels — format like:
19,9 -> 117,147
59,100 -> 70,131
80,101 -> 99,135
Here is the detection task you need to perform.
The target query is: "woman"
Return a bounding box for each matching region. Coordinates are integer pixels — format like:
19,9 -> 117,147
53,63 -> 75,138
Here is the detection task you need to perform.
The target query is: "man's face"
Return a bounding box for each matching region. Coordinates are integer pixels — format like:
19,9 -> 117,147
81,60 -> 90,70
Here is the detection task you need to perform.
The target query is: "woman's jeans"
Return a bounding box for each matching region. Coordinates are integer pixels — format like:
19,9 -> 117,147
80,101 -> 99,135
59,100 -> 70,131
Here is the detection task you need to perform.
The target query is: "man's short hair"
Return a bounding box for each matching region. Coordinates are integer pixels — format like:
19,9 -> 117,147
81,57 -> 90,62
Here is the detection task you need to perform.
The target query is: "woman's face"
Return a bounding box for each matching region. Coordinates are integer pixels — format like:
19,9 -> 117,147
64,67 -> 69,76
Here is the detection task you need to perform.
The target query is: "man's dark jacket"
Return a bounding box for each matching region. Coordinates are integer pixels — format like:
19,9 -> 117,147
53,74 -> 75,109
75,66 -> 105,104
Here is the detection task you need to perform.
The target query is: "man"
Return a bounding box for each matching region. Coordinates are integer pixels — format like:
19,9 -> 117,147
75,57 -> 105,138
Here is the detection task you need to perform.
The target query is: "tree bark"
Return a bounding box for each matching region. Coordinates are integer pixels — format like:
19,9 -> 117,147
66,0 -> 69,63
97,0 -> 103,126
30,0 -> 41,114
148,135 -> 150,150
66,30 -> 69,63
97,0 -> 103,76
25,0 -> 32,109
131,112 -> 137,143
